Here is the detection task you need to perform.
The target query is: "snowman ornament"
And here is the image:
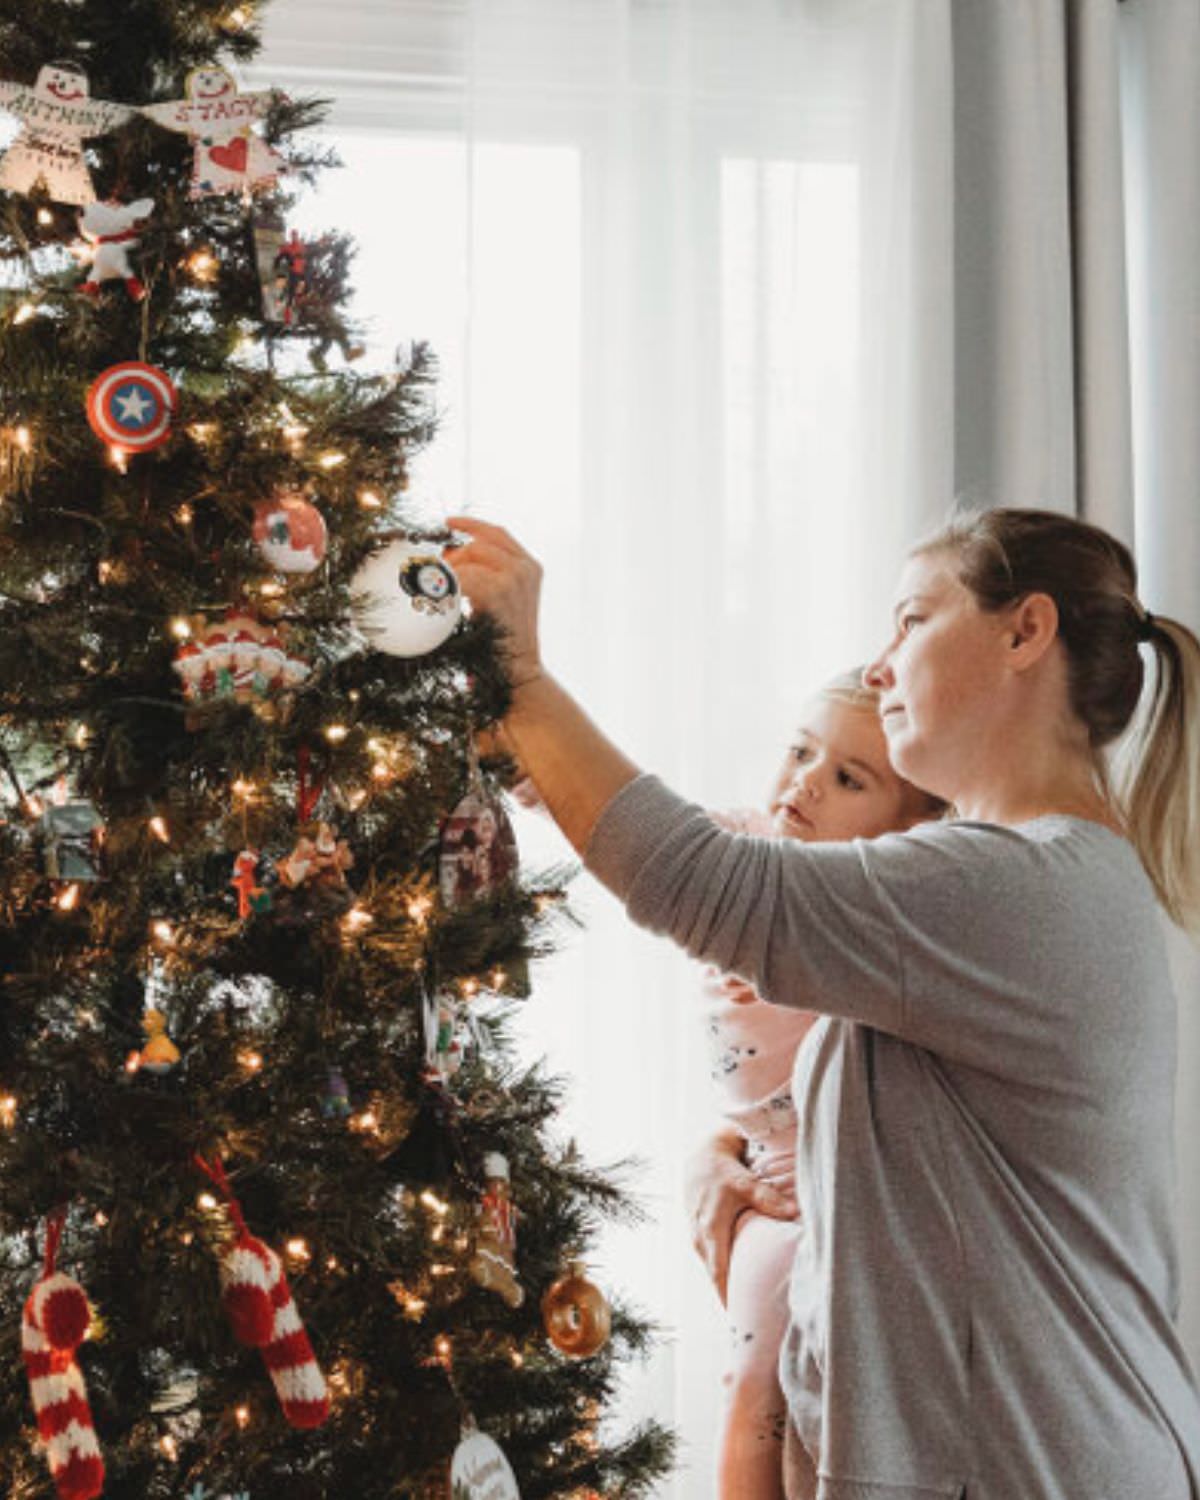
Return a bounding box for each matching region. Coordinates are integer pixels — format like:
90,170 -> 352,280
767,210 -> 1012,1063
140,67 -> 285,198
0,61 -> 135,206
351,536 -> 462,658
79,197 -> 154,301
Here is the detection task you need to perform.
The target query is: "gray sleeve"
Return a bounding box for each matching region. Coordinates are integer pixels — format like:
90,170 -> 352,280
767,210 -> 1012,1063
583,772 -> 1081,1061
584,773 -> 906,1033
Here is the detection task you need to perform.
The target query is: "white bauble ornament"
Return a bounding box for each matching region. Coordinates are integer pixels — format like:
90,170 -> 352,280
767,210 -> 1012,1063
449,1428 -> 521,1500
351,537 -> 461,658
253,493 -> 327,574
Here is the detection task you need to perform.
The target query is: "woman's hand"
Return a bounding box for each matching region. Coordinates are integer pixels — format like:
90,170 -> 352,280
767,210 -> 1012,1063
686,1127 -> 797,1306
446,516 -> 546,692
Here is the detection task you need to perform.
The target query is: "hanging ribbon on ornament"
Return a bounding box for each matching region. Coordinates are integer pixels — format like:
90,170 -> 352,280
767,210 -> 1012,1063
193,1154 -> 330,1429
22,1206 -> 105,1500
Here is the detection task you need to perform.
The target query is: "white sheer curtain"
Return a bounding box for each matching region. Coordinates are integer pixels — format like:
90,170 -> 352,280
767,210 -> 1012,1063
251,2 -> 952,1488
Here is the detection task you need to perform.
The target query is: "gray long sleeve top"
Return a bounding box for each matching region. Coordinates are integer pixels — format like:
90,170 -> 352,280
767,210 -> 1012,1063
583,773 -> 1200,1500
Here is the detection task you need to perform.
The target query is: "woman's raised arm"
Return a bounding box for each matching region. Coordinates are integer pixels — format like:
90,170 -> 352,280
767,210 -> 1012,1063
448,515 -> 641,851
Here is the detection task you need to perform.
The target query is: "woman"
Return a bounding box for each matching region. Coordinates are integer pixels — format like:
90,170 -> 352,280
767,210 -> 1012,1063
447,505 -> 1200,1500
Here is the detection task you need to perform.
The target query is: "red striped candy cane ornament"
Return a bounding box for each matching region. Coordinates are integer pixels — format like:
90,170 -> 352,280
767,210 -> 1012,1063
22,1211 -> 105,1500
194,1155 -> 330,1430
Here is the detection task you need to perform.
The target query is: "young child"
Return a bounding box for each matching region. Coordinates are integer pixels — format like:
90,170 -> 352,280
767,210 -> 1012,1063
706,668 -> 947,1500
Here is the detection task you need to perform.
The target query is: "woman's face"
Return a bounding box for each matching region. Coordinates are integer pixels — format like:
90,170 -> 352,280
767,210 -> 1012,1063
767,698 -> 915,843
863,549 -> 1014,801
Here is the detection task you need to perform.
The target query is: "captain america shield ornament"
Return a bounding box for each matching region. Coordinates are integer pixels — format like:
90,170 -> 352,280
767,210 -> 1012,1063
86,362 -> 178,453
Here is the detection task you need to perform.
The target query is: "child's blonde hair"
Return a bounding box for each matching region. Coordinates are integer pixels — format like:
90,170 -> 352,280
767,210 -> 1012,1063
814,667 -> 952,823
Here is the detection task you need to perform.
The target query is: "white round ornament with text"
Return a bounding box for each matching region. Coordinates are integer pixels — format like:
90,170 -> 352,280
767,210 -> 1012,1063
449,1429 -> 520,1500
351,537 -> 462,657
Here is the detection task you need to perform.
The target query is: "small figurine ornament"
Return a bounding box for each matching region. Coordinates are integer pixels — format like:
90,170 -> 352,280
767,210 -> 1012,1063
78,197 -> 153,300
138,1008 -> 180,1074
22,1212 -> 105,1500
321,1067 -> 351,1119
273,822 -> 354,922
272,229 -> 309,325
230,849 -> 270,917
469,1152 -> 524,1309
140,67 -> 285,198
40,799 -> 104,881
0,61 -> 135,205
541,1262 -> 612,1359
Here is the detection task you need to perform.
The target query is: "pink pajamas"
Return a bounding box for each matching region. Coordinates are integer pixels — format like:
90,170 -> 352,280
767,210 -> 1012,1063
704,810 -> 820,1500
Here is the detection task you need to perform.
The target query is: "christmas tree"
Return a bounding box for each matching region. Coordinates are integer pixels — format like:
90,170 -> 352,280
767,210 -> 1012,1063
0,3 -> 675,1496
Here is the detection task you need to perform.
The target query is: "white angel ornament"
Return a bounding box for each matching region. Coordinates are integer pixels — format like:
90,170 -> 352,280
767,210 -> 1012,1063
0,60 -> 135,206
140,67 -> 285,198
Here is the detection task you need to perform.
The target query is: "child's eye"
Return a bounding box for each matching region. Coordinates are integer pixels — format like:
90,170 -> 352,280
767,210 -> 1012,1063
790,745 -> 811,762
900,613 -> 924,632
838,770 -> 864,791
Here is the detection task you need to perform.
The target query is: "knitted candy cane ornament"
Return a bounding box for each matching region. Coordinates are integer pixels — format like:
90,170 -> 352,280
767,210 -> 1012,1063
195,1155 -> 330,1429
21,1211 -> 105,1500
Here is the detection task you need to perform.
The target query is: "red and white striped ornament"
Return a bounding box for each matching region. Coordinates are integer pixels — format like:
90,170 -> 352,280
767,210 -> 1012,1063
21,1212 -> 104,1500
195,1155 -> 330,1430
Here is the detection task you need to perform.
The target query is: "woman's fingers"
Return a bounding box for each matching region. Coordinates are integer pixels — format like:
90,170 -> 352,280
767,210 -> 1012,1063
444,515 -> 545,686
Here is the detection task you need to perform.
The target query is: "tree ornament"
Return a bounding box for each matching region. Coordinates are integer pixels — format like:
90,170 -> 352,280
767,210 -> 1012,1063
78,197 -> 153,301
541,1263 -> 611,1359
450,1423 -> 522,1500
321,1067 -> 351,1119
230,849 -> 270,917
140,68 -> 285,198
469,1152 -> 523,1309
253,492 -> 327,574
439,747 -> 518,909
351,536 -> 462,658
0,62 -> 135,205
273,822 -> 354,922
138,1008 -> 180,1074
250,205 -> 288,321
173,611 -> 310,716
86,362 -> 177,454
272,229 -> 309,326
194,1156 -> 330,1429
423,988 -> 469,1082
21,1211 -> 104,1500
39,799 -> 105,881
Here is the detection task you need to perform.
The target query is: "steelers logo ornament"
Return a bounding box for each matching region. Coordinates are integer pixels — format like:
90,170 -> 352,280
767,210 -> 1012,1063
86,362 -> 177,453
253,492 -> 328,574
350,536 -> 462,658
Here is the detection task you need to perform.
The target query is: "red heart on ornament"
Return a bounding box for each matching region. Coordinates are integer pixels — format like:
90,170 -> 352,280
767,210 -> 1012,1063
209,137 -> 249,172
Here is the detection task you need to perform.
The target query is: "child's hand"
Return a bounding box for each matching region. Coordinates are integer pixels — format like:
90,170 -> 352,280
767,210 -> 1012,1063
684,1128 -> 797,1305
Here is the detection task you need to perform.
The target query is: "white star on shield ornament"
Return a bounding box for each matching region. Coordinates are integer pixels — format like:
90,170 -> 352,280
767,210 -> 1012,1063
86,362 -> 178,454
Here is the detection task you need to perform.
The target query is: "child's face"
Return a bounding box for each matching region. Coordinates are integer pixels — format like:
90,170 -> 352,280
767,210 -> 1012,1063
767,697 -> 917,843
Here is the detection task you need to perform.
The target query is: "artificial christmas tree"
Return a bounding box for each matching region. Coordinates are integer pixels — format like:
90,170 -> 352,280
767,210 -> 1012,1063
0,3 -> 675,1496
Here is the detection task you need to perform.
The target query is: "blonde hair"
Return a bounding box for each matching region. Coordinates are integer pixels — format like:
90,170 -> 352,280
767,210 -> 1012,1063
913,505 -> 1200,936
813,667 -> 951,822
